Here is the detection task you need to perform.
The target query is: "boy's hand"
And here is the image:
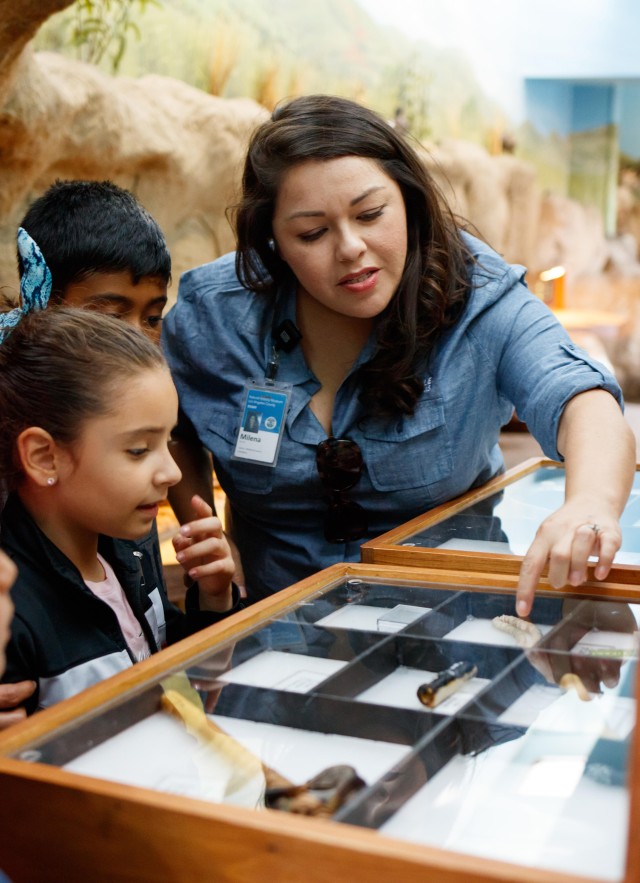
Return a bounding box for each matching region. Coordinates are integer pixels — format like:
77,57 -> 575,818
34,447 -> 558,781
0,680 -> 36,728
173,495 -> 235,613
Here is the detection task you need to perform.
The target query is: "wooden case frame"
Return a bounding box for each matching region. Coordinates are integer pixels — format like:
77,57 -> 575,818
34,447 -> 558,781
0,561 -> 639,883
361,458 -> 640,583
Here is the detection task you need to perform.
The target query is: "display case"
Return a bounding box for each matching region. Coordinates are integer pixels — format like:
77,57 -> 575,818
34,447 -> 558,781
361,458 -> 640,582
0,562 -> 639,883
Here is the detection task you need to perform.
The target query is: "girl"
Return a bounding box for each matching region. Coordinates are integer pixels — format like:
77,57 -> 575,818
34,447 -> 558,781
163,94 -> 635,616
0,196 -> 172,719
0,305 -> 239,714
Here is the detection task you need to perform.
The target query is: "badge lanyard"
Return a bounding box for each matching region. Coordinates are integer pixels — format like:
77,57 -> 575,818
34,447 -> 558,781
232,319 -> 301,468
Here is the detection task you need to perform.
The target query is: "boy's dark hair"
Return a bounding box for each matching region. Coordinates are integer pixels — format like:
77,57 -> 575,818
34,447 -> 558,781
17,180 -> 171,303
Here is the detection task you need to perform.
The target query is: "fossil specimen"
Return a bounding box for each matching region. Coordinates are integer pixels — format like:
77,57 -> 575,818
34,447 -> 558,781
492,614 -> 542,648
162,688 -> 364,816
559,672 -> 591,701
417,660 -> 478,708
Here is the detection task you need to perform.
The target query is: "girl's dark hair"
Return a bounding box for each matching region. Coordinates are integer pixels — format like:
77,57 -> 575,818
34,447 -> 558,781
17,180 -> 171,303
234,94 -> 472,418
0,307 -> 166,490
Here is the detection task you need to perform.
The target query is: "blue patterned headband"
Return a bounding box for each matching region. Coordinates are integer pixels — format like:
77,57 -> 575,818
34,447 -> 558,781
0,227 -> 52,344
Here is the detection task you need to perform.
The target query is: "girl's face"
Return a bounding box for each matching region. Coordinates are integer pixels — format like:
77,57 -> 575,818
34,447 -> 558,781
0,551 -> 16,676
272,156 -> 408,322
54,367 -> 182,543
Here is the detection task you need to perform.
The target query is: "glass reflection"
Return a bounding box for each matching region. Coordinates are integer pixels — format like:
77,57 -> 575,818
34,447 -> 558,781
8,577 -> 637,881
403,467 -> 640,563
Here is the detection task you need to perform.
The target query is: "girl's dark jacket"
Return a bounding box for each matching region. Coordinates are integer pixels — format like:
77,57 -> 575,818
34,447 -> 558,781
0,493 -> 242,714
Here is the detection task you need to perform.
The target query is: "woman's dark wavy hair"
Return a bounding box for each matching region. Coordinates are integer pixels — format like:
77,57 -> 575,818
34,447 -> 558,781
234,94 -> 473,418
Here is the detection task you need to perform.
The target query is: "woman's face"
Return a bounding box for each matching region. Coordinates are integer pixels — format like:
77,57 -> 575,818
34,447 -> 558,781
272,156 -> 408,322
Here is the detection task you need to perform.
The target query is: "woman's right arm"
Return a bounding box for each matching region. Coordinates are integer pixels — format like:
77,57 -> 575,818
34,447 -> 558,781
162,258 -> 249,592
167,433 -> 215,524
168,433 -> 247,594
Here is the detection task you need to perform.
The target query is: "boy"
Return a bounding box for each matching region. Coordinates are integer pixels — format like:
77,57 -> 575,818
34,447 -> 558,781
0,179 -> 173,724
17,179 -> 170,343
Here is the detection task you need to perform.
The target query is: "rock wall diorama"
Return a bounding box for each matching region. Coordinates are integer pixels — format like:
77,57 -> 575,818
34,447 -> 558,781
0,0 -> 267,301
1,0 -> 639,312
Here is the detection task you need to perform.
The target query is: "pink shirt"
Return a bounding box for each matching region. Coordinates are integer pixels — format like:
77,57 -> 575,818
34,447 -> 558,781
85,555 -> 151,662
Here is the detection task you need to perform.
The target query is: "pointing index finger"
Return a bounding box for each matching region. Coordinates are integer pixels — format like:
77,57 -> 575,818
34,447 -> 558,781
516,545 -> 547,618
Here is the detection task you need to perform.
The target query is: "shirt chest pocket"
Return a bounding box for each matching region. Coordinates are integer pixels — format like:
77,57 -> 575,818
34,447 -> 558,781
362,395 -> 453,493
205,415 -> 275,495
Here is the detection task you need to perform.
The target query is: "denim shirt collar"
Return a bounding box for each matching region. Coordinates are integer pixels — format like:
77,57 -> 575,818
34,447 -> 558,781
271,280 -> 377,377
270,281 -> 378,442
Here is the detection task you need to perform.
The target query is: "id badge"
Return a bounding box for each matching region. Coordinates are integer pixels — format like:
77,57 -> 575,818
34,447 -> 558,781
232,380 -> 292,467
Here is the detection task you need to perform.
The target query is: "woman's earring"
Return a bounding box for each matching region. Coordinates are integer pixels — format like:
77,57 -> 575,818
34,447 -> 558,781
46,476 -> 57,486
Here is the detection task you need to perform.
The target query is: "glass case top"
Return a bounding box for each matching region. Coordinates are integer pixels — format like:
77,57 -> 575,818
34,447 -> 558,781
398,466 -> 640,564
13,575 -> 640,882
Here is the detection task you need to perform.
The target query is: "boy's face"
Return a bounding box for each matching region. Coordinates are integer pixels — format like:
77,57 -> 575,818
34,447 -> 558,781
63,272 -> 168,344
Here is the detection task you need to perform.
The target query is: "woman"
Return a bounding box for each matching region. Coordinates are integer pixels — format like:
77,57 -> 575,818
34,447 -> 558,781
163,94 -> 635,616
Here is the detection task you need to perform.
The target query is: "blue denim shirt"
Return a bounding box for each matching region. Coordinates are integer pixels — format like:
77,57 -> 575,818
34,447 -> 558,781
163,234 -> 622,601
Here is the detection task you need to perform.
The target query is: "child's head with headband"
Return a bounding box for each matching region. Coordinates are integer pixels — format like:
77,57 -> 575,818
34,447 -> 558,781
0,304 -> 166,491
14,180 -> 171,343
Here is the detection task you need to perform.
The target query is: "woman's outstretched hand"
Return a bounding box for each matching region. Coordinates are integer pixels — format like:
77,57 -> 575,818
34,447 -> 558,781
516,494 -> 621,617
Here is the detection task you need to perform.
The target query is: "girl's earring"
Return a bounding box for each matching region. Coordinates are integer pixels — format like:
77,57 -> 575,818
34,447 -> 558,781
46,476 -> 57,487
